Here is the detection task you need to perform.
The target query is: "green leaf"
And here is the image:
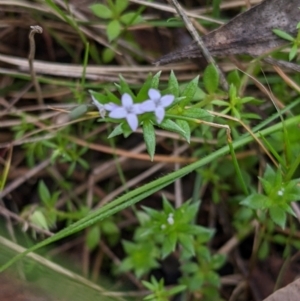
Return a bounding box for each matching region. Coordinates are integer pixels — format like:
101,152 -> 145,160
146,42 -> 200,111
116,0 -> 128,14
203,64 -> 219,94
108,124 -> 124,138
30,210 -> 49,230
211,99 -> 228,106
196,245 -> 211,261
181,261 -> 198,273
120,12 -> 141,25
101,220 -> 119,235
69,104 -> 88,120
143,120 -> 156,161
258,240 -> 269,260
211,254 -> 226,269
205,271 -> 220,287
107,19 -> 121,41
273,167 -> 283,187
142,280 -> 156,291
262,164 -> 277,185
117,74 -> 134,96
119,257 -> 133,272
176,120 -> 190,143
143,294 -> 155,301
182,201 -> 200,222
162,231 -> 177,258
168,284 -> 187,295
240,96 -> 255,104
102,48 -> 115,63
38,180 -> 51,206
162,196 -> 174,213
121,122 -> 134,137
142,206 -> 162,219
229,84 -> 237,101
188,271 -> 204,291
269,207 -> 286,228
240,193 -> 269,209
241,113 -> 261,120
158,118 -> 186,137
196,227 -> 215,243
289,44 -> 298,61
273,29 -> 294,42
178,234 -> 195,256
122,240 -> 136,253
180,76 -> 199,106
86,225 -> 100,251
151,72 -> 161,89
137,73 -> 153,101
272,234 -> 287,245
168,70 -> 179,97
227,70 -> 241,90
285,180 -> 300,202
259,177 -> 273,195
90,4 -> 112,19
182,107 -> 212,119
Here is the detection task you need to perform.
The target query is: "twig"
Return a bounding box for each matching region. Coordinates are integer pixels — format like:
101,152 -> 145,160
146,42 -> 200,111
263,57 -> 300,73
0,205 -> 53,237
166,0 -> 229,91
28,25 -> 44,105
0,158 -> 51,199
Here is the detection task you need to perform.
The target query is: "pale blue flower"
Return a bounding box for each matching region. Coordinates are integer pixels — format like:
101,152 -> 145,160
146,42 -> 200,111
91,95 -> 107,118
140,89 -> 174,124
92,95 -> 119,118
108,93 -> 141,131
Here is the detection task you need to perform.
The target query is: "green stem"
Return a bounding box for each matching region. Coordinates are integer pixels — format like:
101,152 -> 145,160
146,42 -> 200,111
228,137 -> 248,195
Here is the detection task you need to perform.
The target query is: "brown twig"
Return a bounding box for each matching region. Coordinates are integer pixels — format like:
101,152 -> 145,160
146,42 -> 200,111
28,25 -> 44,105
166,0 -> 229,91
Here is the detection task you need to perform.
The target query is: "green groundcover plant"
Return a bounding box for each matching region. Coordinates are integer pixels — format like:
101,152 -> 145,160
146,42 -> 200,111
1,2 -> 300,301
3,65 -> 300,300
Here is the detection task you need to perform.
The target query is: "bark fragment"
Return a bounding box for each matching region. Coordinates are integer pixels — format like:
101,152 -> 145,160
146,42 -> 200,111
155,0 -> 300,65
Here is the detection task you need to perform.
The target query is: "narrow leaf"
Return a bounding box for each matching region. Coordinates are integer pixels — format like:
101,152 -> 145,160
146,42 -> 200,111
203,64 -> 219,94
176,119 -> 191,143
182,107 -> 211,119
158,118 -> 186,137
107,20 -> 121,41
116,0 -> 128,14
90,4 -> 112,19
269,207 -> 286,229
168,71 -> 179,97
180,76 -> 199,106
151,71 -> 161,89
143,120 -> 156,161
273,29 -> 294,42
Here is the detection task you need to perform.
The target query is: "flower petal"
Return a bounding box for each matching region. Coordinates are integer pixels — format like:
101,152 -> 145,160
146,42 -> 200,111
104,102 -> 118,111
148,88 -> 161,101
126,113 -> 138,131
109,107 -> 127,119
155,107 -> 165,124
91,95 -> 104,110
140,100 -> 156,112
91,96 -> 106,118
121,93 -> 133,107
160,95 -> 174,107
132,103 -> 143,115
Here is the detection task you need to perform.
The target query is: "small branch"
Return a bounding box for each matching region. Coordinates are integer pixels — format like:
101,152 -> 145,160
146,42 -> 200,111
28,25 -> 44,105
166,0 -> 229,91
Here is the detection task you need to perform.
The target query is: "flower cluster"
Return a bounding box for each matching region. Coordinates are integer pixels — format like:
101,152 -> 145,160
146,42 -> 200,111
92,89 -> 175,131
